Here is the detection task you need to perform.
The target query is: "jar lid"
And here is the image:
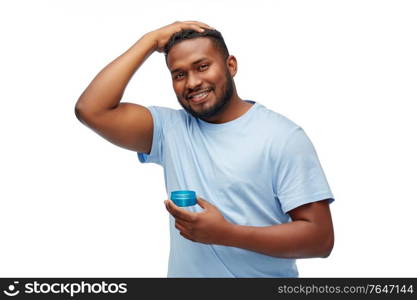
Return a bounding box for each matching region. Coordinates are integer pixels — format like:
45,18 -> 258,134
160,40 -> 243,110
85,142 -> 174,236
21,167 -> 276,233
170,190 -> 197,207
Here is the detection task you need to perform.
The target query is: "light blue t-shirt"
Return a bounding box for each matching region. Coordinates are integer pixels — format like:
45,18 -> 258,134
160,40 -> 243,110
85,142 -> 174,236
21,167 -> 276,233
137,100 -> 334,277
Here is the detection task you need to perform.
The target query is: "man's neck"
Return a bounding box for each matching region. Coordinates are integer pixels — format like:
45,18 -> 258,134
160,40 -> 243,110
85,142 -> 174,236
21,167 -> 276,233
201,95 -> 253,124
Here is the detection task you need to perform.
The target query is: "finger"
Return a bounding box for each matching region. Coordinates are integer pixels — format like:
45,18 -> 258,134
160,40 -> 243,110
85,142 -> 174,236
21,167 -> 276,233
175,220 -> 188,232
164,200 -> 170,212
176,219 -> 191,230
166,200 -> 196,222
165,200 -> 177,217
189,24 -> 206,33
180,231 -> 196,242
172,21 -> 204,33
183,21 -> 215,30
177,23 -> 205,33
196,197 -> 211,209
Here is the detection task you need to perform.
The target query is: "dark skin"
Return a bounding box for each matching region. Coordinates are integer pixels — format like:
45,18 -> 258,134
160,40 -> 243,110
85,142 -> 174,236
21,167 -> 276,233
75,20 -> 334,259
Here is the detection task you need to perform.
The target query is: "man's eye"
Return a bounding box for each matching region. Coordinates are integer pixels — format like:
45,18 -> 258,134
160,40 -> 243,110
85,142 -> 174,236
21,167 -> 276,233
198,64 -> 209,71
174,72 -> 185,80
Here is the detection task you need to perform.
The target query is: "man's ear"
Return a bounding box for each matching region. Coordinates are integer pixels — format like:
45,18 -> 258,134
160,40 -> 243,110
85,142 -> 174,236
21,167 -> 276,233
226,55 -> 238,77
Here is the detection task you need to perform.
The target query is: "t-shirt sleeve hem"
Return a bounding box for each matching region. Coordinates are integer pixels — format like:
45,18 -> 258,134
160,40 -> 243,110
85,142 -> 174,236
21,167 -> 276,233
136,106 -> 162,165
281,193 -> 335,214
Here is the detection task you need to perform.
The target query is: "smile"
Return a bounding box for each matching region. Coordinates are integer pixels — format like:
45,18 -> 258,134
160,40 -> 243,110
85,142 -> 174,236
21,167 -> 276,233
187,89 -> 212,104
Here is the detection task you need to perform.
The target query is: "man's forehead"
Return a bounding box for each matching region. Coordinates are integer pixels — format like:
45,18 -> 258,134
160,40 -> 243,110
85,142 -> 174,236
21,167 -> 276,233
167,38 -> 219,70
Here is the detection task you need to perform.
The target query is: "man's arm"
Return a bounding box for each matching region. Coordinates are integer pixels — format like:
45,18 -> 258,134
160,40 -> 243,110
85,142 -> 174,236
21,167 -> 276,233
74,21 -> 212,153
165,198 -> 334,259
224,200 -> 334,258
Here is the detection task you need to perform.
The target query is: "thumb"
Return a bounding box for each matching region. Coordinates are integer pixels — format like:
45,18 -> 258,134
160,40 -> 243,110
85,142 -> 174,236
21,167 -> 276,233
196,197 -> 211,209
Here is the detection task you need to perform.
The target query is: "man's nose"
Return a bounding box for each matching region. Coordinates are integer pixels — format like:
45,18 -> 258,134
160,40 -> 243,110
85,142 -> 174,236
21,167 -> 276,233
185,72 -> 203,90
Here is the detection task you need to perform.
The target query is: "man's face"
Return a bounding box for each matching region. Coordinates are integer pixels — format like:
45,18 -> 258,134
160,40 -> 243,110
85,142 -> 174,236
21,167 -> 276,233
166,38 -> 234,120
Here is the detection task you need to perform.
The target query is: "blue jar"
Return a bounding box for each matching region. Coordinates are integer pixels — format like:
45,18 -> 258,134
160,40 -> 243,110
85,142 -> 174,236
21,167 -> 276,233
170,190 -> 197,207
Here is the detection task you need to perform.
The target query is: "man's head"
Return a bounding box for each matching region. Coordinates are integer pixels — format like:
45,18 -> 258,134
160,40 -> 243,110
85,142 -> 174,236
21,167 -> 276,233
164,29 -> 237,121
164,29 -> 229,61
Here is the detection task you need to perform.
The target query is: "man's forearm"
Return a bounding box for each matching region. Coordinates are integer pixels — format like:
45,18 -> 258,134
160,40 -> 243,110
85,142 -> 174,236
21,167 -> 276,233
75,33 -> 157,115
222,220 -> 334,259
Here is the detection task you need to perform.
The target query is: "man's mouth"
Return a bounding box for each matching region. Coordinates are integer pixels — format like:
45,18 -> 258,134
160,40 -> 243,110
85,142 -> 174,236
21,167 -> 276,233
187,88 -> 212,104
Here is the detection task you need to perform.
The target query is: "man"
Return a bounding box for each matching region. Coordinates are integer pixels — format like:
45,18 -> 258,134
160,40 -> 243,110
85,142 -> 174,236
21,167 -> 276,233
75,21 -> 335,277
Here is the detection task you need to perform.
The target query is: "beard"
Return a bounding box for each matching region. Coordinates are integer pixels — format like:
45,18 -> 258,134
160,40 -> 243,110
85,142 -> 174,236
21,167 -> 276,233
177,71 -> 234,121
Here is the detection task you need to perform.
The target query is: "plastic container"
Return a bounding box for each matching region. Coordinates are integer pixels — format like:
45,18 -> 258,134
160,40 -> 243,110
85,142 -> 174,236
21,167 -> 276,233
170,190 -> 197,207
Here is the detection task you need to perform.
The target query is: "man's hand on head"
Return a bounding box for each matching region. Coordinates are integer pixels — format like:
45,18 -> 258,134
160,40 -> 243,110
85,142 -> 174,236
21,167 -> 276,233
147,21 -> 215,53
164,197 -> 232,245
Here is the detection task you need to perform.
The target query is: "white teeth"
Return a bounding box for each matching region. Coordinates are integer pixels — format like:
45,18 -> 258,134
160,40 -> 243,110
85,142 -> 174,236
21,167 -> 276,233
188,90 -> 210,100
192,92 -> 207,98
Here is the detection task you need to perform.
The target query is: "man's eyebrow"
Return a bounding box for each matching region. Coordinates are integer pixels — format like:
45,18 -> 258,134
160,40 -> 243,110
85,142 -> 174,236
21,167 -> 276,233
170,68 -> 182,75
170,58 -> 210,74
191,58 -> 209,65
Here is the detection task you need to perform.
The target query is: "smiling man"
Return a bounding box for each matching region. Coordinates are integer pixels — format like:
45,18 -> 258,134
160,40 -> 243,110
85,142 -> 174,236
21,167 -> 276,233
165,31 -> 251,123
75,21 -> 335,277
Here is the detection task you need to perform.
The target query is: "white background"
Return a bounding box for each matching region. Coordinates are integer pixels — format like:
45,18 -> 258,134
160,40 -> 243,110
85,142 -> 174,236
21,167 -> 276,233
1,0 -> 416,277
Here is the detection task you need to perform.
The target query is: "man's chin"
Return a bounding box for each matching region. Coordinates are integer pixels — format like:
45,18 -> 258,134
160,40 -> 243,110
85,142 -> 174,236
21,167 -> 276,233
180,99 -> 215,119
190,100 -> 213,112
186,108 -> 214,119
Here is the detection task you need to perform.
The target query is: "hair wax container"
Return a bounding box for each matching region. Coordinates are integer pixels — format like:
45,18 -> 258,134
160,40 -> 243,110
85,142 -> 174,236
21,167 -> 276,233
170,190 -> 197,207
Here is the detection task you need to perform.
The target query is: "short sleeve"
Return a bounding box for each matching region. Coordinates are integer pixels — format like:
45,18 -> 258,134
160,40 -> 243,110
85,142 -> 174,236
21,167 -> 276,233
275,127 -> 334,213
137,106 -> 175,166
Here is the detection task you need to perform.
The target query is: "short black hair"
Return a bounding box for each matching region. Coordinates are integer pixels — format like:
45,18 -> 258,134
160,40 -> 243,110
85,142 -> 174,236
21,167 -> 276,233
164,28 -> 230,61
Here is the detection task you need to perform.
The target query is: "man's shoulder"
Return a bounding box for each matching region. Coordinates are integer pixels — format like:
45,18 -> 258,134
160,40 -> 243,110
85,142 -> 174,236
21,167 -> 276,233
254,102 -> 300,134
147,105 -> 183,115
147,105 -> 189,123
